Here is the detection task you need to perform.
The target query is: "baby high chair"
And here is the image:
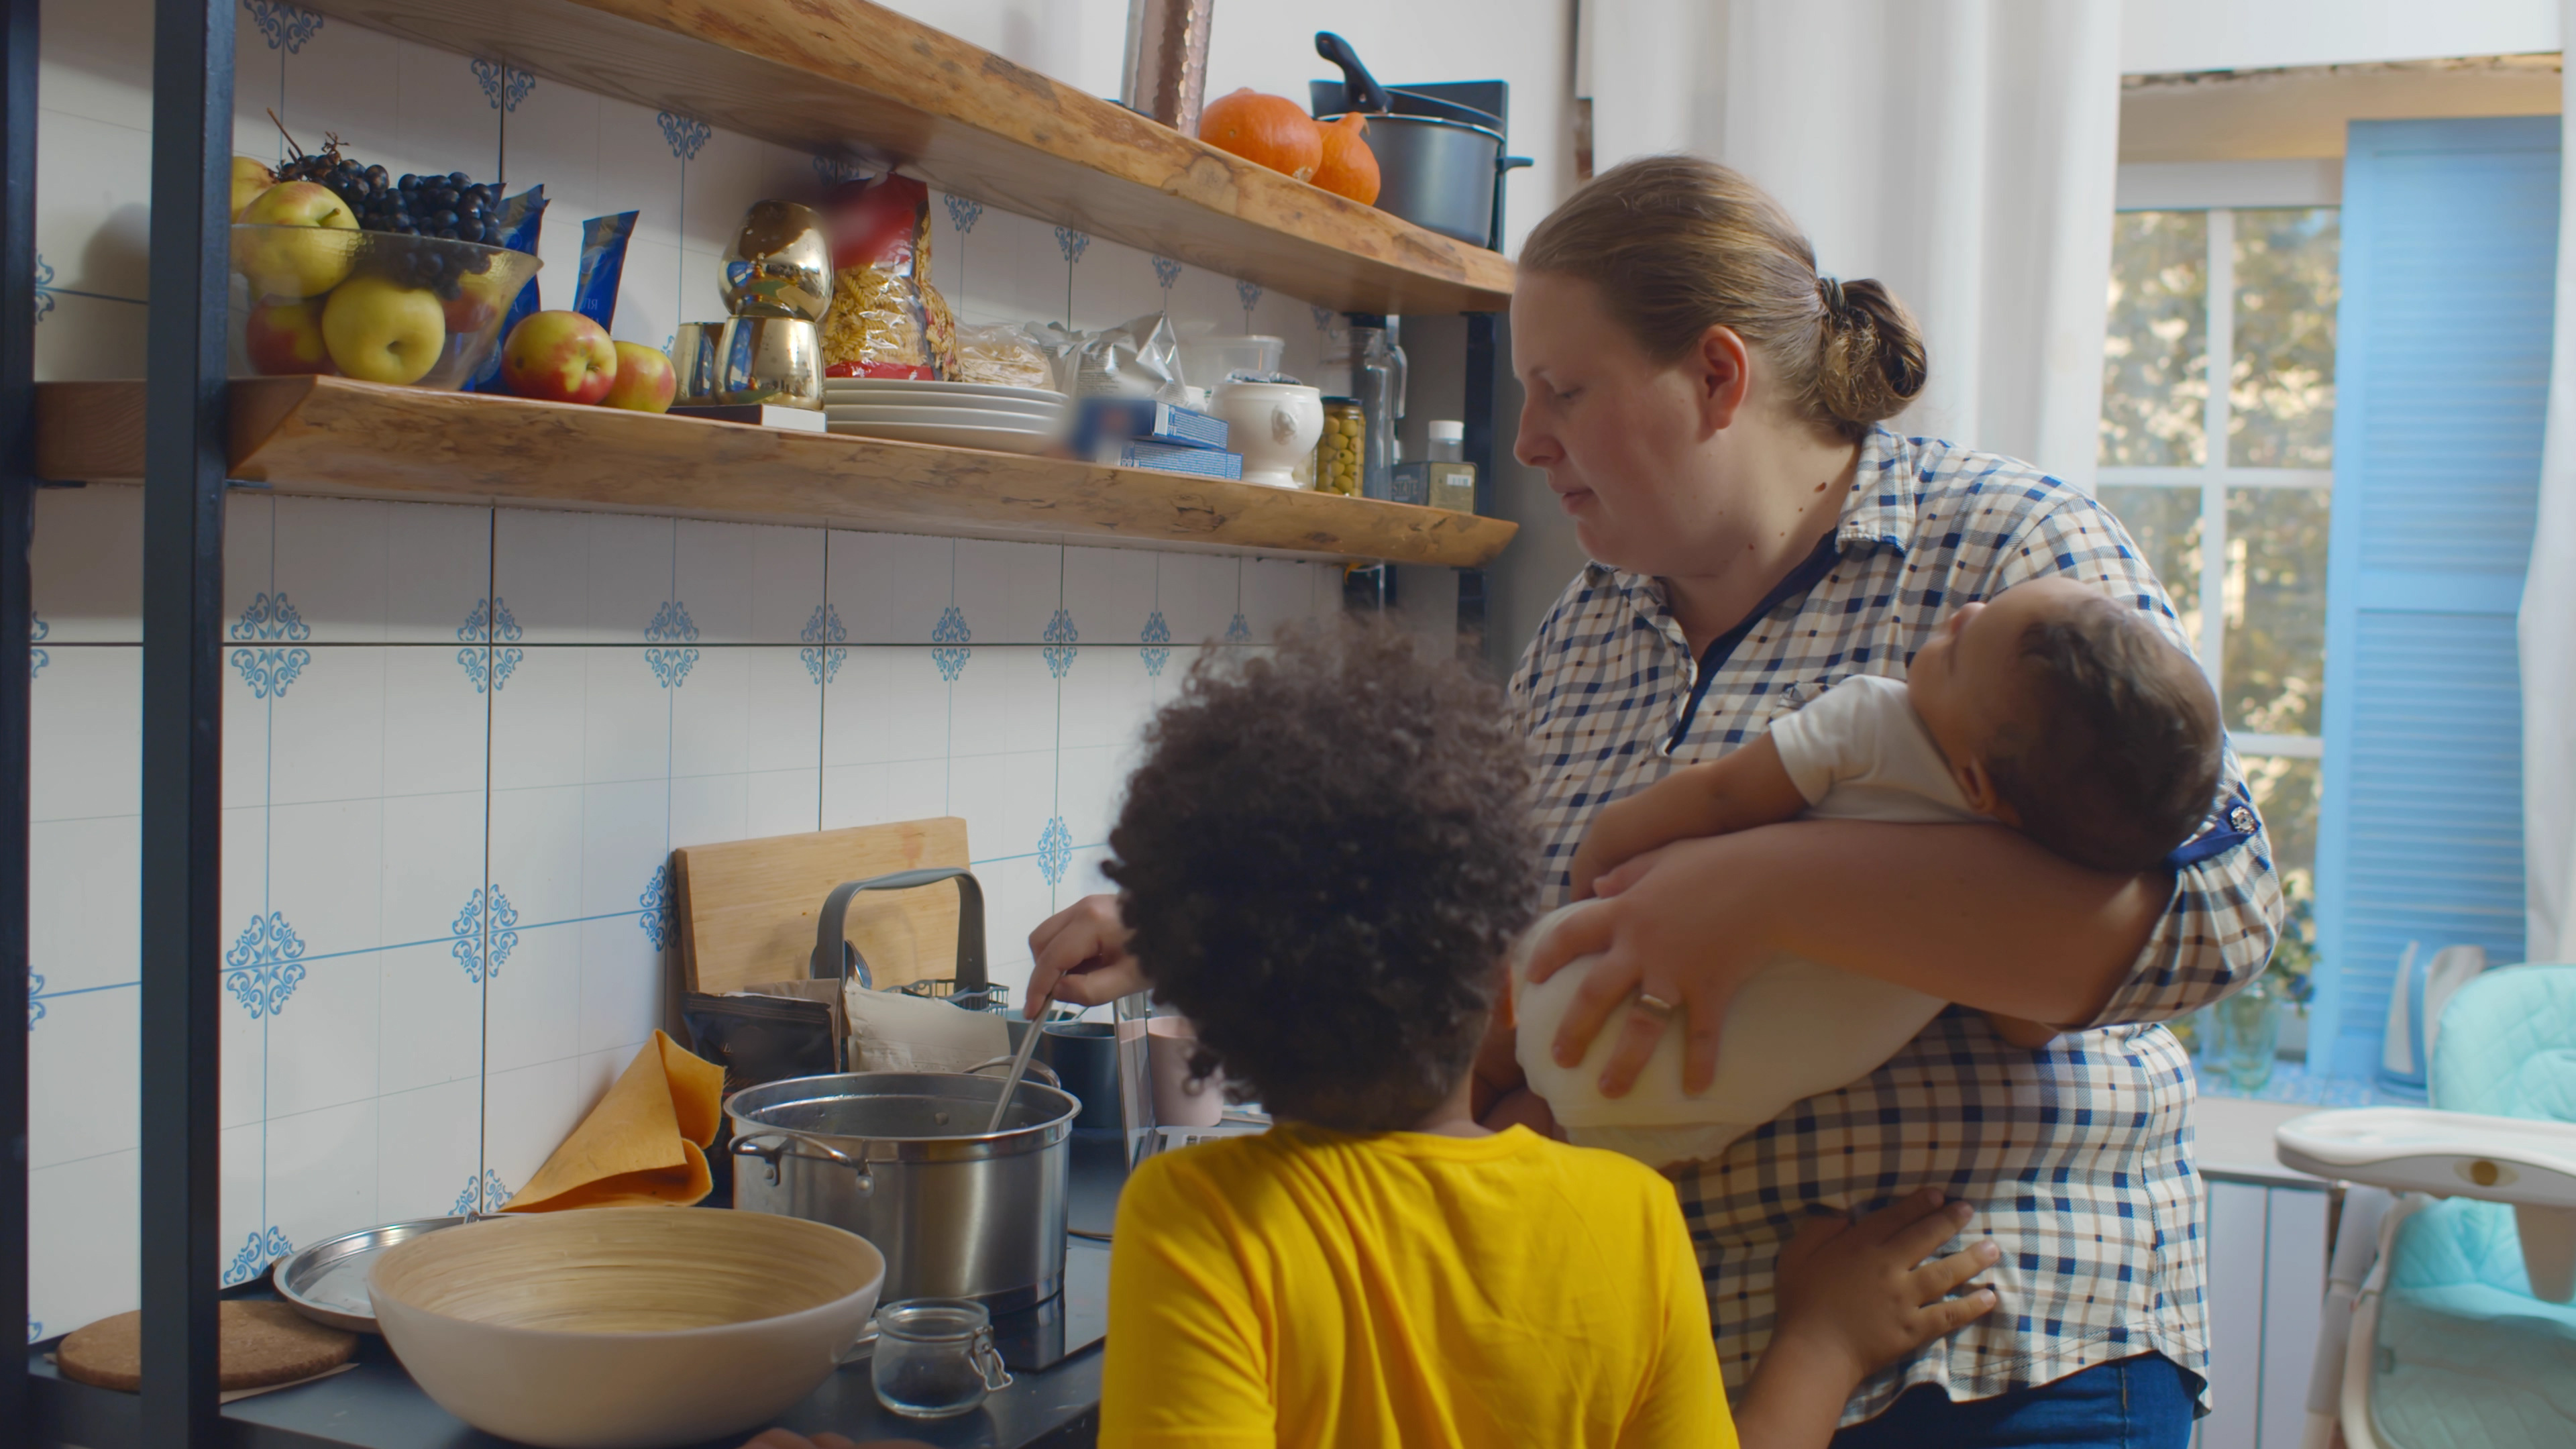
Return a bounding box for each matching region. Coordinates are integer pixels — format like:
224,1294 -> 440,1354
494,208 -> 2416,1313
2273,963 -> 2576,1449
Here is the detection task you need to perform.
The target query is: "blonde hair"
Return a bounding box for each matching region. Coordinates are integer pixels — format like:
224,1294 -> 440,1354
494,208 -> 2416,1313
1519,155 -> 1927,442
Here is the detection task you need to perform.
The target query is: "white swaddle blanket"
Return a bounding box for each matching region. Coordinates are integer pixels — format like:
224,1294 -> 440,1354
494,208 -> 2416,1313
1511,675 -> 1982,1167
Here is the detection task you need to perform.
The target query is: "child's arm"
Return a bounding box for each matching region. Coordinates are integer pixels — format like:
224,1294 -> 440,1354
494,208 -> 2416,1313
1729,1189 -> 2000,1449
1568,735 -> 1811,900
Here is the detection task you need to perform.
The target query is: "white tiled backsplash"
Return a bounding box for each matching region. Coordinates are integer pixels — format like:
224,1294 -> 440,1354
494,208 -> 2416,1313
25,0 -> 1350,1342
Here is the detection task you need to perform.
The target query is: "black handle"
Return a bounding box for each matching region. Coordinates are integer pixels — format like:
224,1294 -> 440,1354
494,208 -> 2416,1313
808,867 -> 989,992
1315,32 -> 1391,114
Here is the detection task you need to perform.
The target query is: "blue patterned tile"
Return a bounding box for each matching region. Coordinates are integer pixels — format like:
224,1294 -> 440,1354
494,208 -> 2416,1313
1224,612 -> 1252,645
246,1 -> 321,52
231,647 -> 311,699
472,58 -> 534,113
645,600 -> 700,689
223,912 -> 307,1019
1236,278 -> 1264,319
658,112 -> 710,162
1036,817 -> 1073,886
932,602 -> 971,682
221,1226 -> 292,1287
450,887 -> 521,983
451,1167 -> 511,1216
1042,606 -> 1078,680
1152,255 -> 1181,291
945,195 -> 983,235
1054,226 -> 1091,265
800,603 -> 847,686
28,612 -> 44,678
638,864 -> 673,951
1140,608 -> 1171,678
24,969 -> 41,1030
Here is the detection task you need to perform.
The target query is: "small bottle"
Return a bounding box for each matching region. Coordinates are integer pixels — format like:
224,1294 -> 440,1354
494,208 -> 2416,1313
1420,420 -> 1476,513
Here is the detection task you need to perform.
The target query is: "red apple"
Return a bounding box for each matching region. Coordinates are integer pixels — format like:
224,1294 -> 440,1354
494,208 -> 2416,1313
500,310 -> 617,405
321,275 -> 446,385
600,341 -> 676,413
243,299 -> 335,376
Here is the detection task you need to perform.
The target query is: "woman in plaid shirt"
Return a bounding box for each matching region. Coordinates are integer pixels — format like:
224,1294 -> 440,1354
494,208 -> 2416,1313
1482,156 -> 2282,1446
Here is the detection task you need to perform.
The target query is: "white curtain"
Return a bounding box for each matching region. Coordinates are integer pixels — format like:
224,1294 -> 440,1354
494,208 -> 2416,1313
2522,0 -> 2576,963
1583,0 -> 2123,490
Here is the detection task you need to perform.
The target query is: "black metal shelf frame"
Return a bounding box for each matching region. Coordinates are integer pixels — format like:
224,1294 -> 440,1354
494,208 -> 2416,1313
0,5 -> 1509,1442
1,1 -> 237,1440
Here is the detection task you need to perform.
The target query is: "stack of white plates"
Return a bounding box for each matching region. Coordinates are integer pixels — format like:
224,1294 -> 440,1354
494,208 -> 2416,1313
822,379 -> 1069,455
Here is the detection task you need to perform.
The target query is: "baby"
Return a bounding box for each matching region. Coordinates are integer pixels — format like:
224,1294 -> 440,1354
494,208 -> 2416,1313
1515,576 -> 2225,1166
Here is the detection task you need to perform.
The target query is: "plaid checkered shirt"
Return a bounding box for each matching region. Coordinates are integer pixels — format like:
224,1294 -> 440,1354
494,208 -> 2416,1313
1509,428 -> 2284,1423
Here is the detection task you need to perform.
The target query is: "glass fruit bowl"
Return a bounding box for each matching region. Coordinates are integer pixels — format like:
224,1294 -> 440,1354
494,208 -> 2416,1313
229,225 -> 542,390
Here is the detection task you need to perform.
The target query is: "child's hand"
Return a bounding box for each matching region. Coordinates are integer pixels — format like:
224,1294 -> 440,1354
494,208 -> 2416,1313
1568,788 -> 1681,900
1770,1189 -> 2000,1388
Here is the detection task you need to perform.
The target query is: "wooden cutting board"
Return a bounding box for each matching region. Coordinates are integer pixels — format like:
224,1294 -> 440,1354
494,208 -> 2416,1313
673,817 -> 971,997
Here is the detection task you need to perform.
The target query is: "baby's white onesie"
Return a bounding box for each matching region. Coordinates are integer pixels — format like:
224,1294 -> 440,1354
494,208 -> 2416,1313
1512,674 -> 1986,1166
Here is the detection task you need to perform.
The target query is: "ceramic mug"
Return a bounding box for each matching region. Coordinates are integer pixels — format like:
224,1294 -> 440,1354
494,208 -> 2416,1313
1210,381 -> 1325,488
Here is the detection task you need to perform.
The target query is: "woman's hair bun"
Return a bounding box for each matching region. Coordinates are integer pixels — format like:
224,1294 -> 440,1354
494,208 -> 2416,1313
1814,276 -> 1927,430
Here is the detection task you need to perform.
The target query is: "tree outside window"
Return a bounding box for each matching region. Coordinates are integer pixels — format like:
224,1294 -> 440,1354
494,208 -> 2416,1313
2098,204 -> 2338,1043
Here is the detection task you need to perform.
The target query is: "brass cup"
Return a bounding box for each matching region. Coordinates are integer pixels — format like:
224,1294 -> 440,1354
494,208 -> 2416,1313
670,322 -> 727,406
720,201 -> 832,321
717,315 -> 824,410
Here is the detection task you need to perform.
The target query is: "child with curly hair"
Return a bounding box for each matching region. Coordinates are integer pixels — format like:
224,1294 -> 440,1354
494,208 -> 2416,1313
1072,623 -> 2000,1449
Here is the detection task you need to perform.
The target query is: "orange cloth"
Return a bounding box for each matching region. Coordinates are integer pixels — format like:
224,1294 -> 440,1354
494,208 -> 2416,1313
501,1031 -> 727,1212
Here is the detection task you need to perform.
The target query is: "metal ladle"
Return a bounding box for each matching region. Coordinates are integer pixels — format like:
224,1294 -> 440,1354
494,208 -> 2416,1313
985,992 -> 1055,1134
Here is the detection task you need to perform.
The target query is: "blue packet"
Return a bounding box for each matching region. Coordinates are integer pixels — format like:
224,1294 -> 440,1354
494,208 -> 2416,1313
469,184 -> 549,393
574,211 -> 638,332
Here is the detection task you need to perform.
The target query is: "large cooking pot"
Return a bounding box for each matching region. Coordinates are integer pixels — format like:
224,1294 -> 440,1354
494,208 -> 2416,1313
1313,32 -> 1532,250
728,1069 -> 1078,1313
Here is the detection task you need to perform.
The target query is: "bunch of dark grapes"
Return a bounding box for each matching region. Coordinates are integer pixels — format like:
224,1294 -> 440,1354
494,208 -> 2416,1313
272,128 -> 504,297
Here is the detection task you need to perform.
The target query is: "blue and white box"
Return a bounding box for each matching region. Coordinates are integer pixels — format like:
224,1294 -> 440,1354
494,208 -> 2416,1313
1071,397 -> 1230,454
1099,441 -> 1244,480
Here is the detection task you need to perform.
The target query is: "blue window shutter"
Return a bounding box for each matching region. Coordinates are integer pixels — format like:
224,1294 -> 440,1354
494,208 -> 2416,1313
2314,117 -> 2552,1078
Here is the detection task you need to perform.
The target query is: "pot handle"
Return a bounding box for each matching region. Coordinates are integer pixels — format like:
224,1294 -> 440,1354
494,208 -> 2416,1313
1314,32 -> 1391,114
735,1128 -> 875,1195
808,867 -> 989,991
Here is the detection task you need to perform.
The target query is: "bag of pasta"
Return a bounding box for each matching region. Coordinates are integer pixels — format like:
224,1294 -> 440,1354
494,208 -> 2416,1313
819,175 -> 958,380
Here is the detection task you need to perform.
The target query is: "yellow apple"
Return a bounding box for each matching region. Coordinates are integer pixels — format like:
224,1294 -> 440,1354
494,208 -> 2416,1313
243,299 -> 334,375
233,181 -> 360,300
322,275 -> 446,386
231,156 -> 276,221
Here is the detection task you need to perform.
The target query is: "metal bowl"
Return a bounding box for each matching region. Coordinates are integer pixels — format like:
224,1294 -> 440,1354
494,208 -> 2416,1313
270,1216 -> 469,1334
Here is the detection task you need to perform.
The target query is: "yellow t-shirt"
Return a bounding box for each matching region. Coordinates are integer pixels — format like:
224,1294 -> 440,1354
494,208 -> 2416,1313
1099,1122 -> 1734,1449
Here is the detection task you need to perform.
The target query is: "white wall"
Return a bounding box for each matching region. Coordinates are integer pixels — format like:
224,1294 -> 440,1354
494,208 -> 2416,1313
2120,0 -> 2561,76
880,0 -> 1578,257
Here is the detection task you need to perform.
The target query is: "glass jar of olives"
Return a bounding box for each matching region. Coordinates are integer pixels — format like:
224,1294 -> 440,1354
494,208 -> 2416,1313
1316,398 -> 1364,496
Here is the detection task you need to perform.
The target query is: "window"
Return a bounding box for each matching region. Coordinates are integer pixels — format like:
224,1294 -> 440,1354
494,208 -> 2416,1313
2098,205 -> 2339,910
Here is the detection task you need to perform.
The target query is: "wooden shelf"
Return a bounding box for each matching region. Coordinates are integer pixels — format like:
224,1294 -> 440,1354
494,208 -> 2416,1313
33,380 -> 1518,567
304,0 -> 1515,316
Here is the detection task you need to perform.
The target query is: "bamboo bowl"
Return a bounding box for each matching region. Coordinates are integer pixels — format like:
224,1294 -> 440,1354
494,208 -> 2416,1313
369,1207 -> 883,1449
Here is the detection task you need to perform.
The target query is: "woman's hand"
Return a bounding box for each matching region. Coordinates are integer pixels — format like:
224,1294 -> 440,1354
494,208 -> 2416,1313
1523,837 -> 1785,1095
1729,1191 -> 1999,1447
1022,894 -> 1145,1016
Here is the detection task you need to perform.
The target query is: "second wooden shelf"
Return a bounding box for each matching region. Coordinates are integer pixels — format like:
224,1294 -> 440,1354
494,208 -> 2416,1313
34,379 -> 1519,568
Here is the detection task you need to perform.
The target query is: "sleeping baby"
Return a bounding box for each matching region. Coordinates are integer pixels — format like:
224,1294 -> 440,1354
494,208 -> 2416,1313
1513,576 -> 2227,1166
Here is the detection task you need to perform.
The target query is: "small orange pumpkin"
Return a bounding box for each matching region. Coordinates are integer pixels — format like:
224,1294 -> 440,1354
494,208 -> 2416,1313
1312,112 -> 1381,205
1199,88 -> 1323,184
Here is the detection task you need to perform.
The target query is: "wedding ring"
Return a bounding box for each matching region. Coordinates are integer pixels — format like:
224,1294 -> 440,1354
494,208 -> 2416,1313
1632,991 -> 1678,1021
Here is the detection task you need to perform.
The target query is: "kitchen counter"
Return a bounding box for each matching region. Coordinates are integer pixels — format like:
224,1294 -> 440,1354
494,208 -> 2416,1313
30,1132 -> 1137,1449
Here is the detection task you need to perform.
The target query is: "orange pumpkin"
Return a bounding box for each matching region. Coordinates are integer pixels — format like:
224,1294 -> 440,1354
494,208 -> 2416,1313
1199,88 -> 1323,184
1312,112 -> 1381,205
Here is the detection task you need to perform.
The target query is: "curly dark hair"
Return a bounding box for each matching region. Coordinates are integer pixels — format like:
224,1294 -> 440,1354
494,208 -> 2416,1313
1986,595 -> 2225,874
1104,622 -> 1540,1134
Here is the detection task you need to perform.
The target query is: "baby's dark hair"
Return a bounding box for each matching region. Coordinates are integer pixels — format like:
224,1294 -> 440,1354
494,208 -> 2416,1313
1104,622 -> 1539,1134
1984,595 -> 2224,873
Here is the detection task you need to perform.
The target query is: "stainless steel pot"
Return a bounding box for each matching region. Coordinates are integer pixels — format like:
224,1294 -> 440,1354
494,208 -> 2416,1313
729,1069 -> 1079,1313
